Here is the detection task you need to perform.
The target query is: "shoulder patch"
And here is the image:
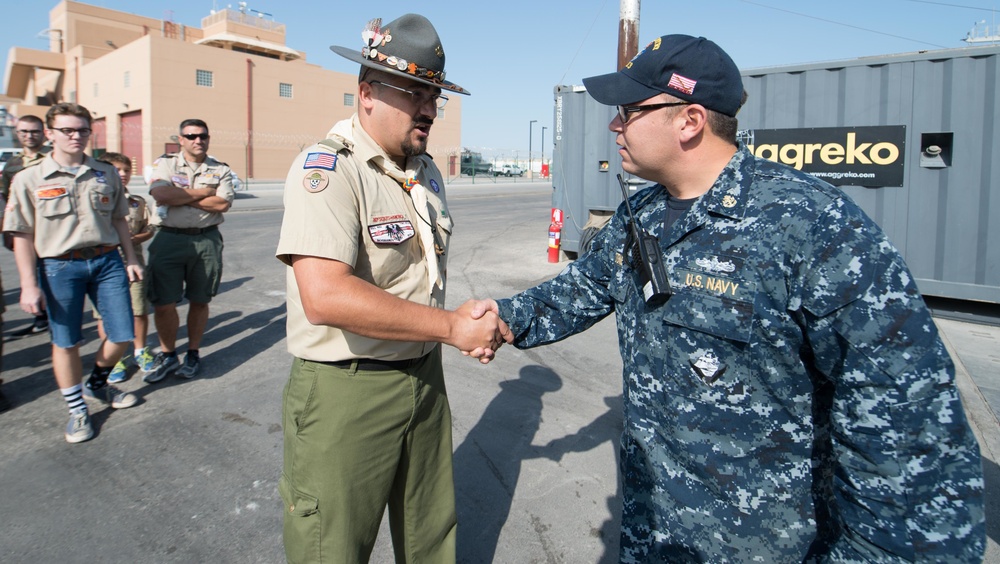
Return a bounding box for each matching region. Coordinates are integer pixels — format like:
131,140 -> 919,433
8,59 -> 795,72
302,170 -> 329,193
304,152 -> 338,171
317,138 -> 346,152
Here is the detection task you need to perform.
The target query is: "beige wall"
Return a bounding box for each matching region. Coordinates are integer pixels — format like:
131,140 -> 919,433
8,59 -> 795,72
7,0 -> 463,180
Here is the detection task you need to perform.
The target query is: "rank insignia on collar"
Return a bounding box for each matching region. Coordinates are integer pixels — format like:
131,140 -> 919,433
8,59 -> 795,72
690,352 -> 727,384
722,195 -> 737,208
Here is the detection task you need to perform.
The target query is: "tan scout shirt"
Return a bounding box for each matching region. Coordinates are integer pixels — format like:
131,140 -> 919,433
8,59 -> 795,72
276,116 -> 454,362
150,154 -> 235,229
124,192 -> 153,266
2,155 -> 129,258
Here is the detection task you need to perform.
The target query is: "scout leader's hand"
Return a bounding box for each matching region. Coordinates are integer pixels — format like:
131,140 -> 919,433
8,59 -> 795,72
460,298 -> 513,361
449,300 -> 511,365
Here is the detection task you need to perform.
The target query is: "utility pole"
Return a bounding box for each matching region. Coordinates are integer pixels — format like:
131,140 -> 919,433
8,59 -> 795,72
528,119 -> 537,179
618,0 -> 640,70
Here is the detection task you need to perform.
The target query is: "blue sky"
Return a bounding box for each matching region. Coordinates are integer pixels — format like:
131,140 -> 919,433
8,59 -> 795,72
2,0 -> 998,157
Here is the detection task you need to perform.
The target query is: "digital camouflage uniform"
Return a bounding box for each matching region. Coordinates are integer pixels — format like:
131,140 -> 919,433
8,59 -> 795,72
496,145 -> 985,562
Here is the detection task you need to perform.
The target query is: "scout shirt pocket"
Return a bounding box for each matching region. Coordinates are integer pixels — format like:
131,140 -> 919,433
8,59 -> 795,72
89,184 -> 117,214
36,184 -> 73,218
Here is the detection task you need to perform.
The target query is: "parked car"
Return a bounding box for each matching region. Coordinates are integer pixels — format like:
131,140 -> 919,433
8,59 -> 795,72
497,164 -> 525,177
0,148 -> 22,172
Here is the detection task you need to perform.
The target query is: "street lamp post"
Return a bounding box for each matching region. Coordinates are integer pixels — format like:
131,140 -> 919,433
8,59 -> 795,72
528,119 -> 537,179
541,126 -> 547,177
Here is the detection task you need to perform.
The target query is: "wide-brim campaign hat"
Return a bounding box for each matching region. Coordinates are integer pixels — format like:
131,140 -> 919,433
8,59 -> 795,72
582,35 -> 743,117
331,14 -> 469,95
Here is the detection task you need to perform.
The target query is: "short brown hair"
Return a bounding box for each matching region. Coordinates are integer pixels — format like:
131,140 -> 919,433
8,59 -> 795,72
45,103 -> 92,129
98,152 -> 132,172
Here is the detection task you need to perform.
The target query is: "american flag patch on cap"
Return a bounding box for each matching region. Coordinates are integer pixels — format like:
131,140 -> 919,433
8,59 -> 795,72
667,73 -> 696,95
304,152 -> 338,171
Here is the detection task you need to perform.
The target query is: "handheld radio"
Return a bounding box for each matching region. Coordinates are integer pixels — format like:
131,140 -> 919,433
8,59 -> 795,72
617,174 -> 671,307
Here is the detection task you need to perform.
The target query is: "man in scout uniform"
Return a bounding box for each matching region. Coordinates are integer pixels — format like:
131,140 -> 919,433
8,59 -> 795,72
144,119 -> 234,383
2,114 -> 52,337
275,13 -> 508,563
3,103 -> 142,443
467,35 -> 985,561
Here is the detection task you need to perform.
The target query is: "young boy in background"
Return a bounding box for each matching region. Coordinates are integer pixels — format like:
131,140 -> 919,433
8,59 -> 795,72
96,153 -> 155,382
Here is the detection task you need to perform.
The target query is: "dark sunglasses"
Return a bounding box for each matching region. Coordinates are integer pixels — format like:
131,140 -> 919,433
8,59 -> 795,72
181,133 -> 210,141
616,102 -> 691,123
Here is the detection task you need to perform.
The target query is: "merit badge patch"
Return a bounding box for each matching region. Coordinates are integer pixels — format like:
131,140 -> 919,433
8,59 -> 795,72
429,178 -> 440,193
368,220 -> 415,245
302,170 -> 329,193
93,170 -> 107,183
304,152 -> 338,171
171,175 -> 190,187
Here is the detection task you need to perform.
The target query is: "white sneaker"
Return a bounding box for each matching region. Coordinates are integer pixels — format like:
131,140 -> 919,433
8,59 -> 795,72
65,410 -> 94,443
83,384 -> 138,409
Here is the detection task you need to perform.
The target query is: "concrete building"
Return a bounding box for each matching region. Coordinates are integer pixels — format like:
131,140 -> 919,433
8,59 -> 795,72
1,1 -> 463,180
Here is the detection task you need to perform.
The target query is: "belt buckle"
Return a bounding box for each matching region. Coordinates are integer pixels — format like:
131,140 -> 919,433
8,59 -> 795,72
79,247 -> 97,259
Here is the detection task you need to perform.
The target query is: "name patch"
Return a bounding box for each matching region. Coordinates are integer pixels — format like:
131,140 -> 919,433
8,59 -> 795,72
36,185 -> 68,199
368,221 -> 415,245
676,269 -> 744,299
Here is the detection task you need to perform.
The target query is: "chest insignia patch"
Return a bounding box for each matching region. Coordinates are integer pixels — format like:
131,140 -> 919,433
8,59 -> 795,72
695,256 -> 736,274
691,352 -> 726,384
722,194 -> 737,208
36,186 -> 68,199
93,170 -> 107,184
368,220 -> 415,245
302,171 -> 329,193
171,175 -> 190,187
429,178 -> 440,193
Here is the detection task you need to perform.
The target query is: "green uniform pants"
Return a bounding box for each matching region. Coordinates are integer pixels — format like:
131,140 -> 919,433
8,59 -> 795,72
280,347 -> 456,563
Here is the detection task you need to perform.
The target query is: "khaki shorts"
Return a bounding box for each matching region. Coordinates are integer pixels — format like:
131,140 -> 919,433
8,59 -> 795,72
147,227 -> 223,306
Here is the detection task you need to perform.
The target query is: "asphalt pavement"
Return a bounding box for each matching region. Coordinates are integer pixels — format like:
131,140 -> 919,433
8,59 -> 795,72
0,179 -> 998,562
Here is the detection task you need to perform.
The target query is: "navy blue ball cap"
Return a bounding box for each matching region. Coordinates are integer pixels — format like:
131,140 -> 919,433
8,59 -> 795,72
582,35 -> 744,117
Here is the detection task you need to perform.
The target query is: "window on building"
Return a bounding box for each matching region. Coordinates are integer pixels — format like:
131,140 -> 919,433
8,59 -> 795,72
344,93 -> 355,107
124,71 -> 130,88
437,108 -> 445,119
196,69 -> 214,87
279,82 -> 293,98
69,90 -> 77,103
94,83 -> 99,97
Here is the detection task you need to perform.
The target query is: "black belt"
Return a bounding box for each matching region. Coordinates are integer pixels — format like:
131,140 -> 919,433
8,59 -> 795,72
51,245 -> 118,260
160,225 -> 218,235
322,357 -> 421,372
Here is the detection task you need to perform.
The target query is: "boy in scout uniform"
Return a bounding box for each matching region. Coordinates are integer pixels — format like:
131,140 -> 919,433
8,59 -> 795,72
93,153 -> 156,382
275,14 -> 508,563
3,103 -> 143,443
144,119 -> 234,383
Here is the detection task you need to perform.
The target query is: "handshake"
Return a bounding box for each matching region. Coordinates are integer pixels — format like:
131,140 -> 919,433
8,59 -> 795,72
449,299 -> 513,364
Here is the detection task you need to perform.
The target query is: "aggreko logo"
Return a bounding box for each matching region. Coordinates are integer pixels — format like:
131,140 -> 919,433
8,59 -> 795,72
748,132 -> 901,171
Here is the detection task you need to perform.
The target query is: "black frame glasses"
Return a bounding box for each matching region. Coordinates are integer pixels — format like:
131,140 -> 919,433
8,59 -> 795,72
617,102 -> 691,124
369,80 -> 448,109
180,133 -> 210,141
50,127 -> 92,137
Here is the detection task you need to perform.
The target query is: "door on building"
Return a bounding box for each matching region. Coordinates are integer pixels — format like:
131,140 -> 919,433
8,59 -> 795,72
120,110 -> 142,173
91,118 -> 107,158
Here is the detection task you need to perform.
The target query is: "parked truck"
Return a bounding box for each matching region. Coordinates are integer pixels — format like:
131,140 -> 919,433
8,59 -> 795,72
551,44 -> 1000,304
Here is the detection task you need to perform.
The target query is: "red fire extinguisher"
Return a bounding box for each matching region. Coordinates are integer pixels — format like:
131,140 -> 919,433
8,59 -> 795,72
548,208 -> 563,263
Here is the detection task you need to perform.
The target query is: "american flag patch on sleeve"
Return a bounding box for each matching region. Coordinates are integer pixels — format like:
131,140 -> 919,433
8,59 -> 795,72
304,152 -> 338,171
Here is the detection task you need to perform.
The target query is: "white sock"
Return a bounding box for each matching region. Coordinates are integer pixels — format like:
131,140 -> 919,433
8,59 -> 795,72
61,384 -> 87,414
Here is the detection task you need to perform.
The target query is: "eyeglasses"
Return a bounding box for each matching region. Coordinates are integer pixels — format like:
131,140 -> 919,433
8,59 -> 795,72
16,129 -> 44,136
181,133 -> 210,141
370,81 -> 448,109
50,127 -> 92,137
616,102 -> 691,124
